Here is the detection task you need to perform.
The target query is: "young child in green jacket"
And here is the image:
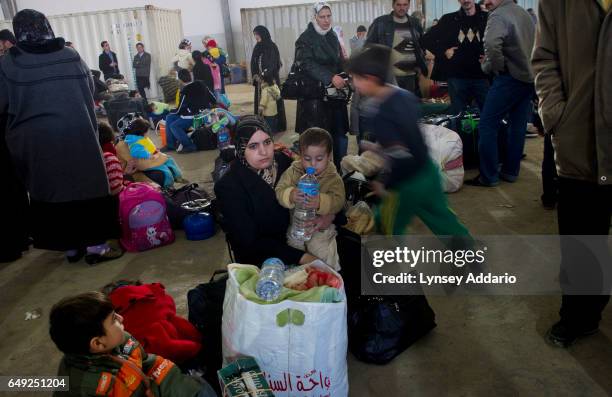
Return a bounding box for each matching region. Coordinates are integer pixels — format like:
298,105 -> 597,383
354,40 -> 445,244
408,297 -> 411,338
49,292 -> 215,397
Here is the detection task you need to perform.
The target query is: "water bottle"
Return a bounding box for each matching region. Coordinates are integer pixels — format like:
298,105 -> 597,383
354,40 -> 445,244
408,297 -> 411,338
290,167 -> 319,242
217,127 -> 231,150
255,258 -> 286,302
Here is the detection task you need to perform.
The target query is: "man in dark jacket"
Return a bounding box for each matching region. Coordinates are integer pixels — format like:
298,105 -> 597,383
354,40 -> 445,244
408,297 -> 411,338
366,0 -> 428,94
422,0 -> 489,113
98,40 -> 120,80
132,42 -> 151,102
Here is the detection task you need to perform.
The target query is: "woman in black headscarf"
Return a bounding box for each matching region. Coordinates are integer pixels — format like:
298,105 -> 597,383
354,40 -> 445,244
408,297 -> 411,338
214,115 -> 317,266
0,10 -> 121,263
250,26 -> 286,132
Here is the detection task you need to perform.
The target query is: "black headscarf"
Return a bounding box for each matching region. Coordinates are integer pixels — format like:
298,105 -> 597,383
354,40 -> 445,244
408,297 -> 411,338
12,9 -> 64,54
253,26 -> 272,44
251,26 -> 281,78
234,115 -> 277,186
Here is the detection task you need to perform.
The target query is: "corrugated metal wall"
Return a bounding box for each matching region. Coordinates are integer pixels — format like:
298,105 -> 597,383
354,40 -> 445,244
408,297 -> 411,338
240,0 -> 420,79
241,0 -> 538,79
1,6 -> 183,100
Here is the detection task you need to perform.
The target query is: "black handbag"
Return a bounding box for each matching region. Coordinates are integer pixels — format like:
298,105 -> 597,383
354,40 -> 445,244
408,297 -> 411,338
348,290 -> 437,365
163,183 -> 211,229
281,63 -> 325,100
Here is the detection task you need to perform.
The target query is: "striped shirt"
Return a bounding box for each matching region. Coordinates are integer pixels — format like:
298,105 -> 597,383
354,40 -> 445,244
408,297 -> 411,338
103,152 -> 124,195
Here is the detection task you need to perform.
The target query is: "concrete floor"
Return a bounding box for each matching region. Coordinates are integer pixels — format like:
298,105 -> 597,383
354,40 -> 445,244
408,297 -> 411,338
1,84 -> 610,397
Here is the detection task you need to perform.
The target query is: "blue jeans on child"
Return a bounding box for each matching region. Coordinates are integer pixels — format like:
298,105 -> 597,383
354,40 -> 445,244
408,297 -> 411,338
148,157 -> 183,188
165,113 -> 197,151
477,74 -> 534,185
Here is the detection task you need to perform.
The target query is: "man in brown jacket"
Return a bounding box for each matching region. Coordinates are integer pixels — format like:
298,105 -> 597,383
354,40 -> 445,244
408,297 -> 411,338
532,0 -> 612,348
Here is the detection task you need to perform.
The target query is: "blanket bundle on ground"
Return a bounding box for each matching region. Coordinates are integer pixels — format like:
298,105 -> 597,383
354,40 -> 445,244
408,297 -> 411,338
109,282 -> 202,364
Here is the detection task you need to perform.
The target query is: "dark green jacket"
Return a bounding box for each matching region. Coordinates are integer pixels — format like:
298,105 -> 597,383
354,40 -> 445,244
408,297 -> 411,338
53,334 -> 201,397
294,22 -> 344,86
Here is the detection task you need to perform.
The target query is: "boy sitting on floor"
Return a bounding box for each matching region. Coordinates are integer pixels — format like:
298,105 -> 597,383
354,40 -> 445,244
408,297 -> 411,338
49,291 -> 216,397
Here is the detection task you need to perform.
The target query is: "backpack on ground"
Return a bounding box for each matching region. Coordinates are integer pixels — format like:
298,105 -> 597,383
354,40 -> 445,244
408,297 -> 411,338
190,127 -> 217,151
119,183 -> 175,252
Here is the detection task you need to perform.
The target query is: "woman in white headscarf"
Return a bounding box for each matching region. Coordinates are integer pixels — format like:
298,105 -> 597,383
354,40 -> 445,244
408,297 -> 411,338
294,2 -> 349,170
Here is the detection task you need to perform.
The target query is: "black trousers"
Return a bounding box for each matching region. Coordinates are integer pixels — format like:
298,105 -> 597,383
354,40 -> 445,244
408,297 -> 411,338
557,177 -> 612,330
541,133 -> 558,205
136,76 -> 150,102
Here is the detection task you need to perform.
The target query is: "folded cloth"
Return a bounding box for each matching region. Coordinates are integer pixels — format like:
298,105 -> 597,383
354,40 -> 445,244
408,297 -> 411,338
340,150 -> 385,177
231,264 -> 342,304
345,201 -> 375,235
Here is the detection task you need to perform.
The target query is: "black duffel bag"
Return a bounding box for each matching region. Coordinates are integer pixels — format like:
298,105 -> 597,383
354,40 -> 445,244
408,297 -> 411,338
348,288 -> 437,365
281,63 -> 325,100
163,183 -> 211,229
191,127 -> 217,151
187,270 -> 228,394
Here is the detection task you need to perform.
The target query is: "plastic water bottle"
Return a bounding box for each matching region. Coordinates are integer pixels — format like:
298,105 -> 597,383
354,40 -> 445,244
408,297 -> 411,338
290,167 -> 319,242
255,258 -> 286,302
217,127 -> 231,150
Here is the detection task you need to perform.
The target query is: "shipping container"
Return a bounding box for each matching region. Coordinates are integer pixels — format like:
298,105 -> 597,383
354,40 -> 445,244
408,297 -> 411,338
1,5 -> 184,100
240,0 -> 421,80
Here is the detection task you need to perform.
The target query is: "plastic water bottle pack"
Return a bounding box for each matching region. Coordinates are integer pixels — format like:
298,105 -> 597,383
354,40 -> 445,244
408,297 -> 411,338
255,258 -> 286,302
291,167 -> 320,242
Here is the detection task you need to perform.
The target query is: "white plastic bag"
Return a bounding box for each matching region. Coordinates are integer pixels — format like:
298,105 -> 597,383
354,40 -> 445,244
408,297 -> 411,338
222,261 -> 349,397
419,123 -> 465,193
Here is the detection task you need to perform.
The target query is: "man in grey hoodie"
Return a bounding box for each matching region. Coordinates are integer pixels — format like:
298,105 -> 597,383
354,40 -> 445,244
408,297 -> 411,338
465,0 -> 535,187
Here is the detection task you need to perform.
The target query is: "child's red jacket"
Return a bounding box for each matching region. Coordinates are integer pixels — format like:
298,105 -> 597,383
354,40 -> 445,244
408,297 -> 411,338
110,283 -> 202,364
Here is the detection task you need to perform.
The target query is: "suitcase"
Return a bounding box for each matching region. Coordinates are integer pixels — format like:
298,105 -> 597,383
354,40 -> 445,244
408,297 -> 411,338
104,97 -> 147,131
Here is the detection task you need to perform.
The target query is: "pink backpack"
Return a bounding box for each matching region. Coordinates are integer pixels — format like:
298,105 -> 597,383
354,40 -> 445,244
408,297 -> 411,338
119,183 -> 175,252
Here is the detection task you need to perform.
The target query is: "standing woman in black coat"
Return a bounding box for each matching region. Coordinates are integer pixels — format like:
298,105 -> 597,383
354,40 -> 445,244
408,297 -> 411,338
214,115 -> 327,266
294,2 -> 349,170
250,25 -> 287,132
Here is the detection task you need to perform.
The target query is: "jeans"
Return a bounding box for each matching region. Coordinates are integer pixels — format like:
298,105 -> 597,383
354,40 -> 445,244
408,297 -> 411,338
165,113 -> 197,151
447,78 -> 489,114
330,104 -> 348,171
478,74 -> 534,185
148,157 -> 183,188
557,177 -> 611,331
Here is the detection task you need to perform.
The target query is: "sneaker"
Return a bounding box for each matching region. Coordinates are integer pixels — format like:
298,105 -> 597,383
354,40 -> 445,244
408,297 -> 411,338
176,146 -> 196,154
464,175 -> 498,187
526,123 -> 540,137
546,321 -> 599,348
85,246 -> 124,266
66,248 -> 86,263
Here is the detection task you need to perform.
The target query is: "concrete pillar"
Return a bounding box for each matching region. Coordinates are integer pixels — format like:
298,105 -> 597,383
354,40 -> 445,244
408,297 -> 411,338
220,0 -> 236,62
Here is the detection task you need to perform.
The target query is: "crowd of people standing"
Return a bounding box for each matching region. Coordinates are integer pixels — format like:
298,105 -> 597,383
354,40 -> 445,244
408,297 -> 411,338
0,0 -> 610,356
